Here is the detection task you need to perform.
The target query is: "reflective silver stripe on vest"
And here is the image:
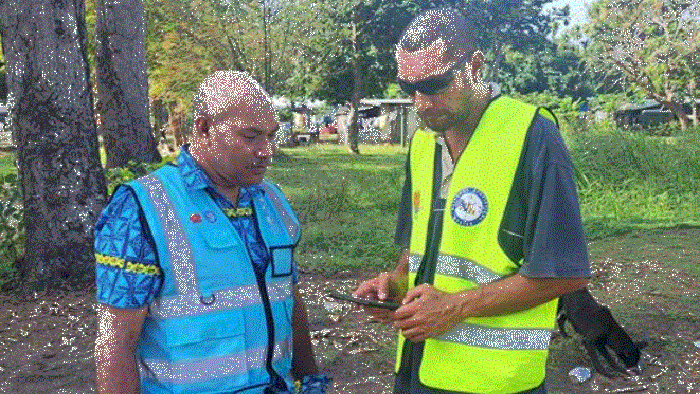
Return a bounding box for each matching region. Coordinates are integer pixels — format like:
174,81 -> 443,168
408,254 -> 422,273
261,183 -> 299,242
435,254 -> 502,284
138,175 -> 199,295
149,279 -> 292,319
409,254 -> 503,285
140,338 -> 292,384
436,322 -> 552,350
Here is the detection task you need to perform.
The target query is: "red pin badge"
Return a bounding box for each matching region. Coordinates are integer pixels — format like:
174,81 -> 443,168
190,213 -> 202,223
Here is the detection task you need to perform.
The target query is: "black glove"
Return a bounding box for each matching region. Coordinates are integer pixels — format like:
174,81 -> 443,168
298,374 -> 332,394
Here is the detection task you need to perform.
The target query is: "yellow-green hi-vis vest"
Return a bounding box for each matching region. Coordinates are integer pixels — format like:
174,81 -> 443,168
397,96 -> 559,394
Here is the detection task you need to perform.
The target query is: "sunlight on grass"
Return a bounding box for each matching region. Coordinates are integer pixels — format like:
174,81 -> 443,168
0,152 -> 16,177
267,145 -> 407,272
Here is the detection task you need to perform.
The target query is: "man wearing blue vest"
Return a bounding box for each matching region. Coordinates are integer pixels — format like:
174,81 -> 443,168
94,71 -> 330,394
354,8 -> 591,394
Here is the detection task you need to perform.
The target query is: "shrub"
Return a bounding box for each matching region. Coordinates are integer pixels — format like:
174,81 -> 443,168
105,156 -> 175,195
0,173 -> 23,282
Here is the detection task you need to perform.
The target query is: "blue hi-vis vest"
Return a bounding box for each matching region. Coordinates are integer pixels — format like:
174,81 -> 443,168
128,165 -> 301,394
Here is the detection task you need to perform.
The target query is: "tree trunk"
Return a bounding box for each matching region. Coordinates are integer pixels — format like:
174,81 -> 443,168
347,22 -> 361,155
96,0 -> 160,168
0,0 -> 108,288
663,98 -> 689,131
168,101 -> 185,147
152,97 -> 166,143
348,59 -> 362,154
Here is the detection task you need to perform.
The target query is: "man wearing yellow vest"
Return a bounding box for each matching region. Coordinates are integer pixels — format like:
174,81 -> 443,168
354,7 -> 590,394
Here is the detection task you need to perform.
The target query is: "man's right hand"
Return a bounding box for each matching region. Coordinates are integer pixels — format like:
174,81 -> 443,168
353,271 -> 406,324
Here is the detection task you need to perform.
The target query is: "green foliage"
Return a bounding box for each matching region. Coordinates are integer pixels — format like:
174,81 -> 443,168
497,44 -> 596,100
0,172 -> 22,284
0,155 -> 19,284
383,83 -> 407,99
511,92 -> 584,133
303,0 -> 420,104
84,0 -> 97,71
105,156 -> 175,195
583,0 -> 700,128
462,0 -> 570,82
146,0 -> 342,107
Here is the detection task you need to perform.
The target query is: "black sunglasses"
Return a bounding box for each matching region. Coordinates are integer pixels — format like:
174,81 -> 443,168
398,57 -> 468,96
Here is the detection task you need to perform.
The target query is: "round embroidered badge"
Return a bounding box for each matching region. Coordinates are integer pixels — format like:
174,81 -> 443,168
451,188 -> 488,226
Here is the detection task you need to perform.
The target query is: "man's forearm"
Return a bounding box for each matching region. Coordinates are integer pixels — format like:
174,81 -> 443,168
95,344 -> 141,394
94,304 -> 146,394
454,275 -> 589,319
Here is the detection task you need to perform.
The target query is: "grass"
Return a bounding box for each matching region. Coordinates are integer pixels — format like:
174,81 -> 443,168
267,145 -> 407,273
0,152 -> 15,177
567,126 -> 700,240
1,122 -> 699,277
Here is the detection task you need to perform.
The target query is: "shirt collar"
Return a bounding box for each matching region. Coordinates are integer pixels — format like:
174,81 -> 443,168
177,145 -> 211,191
176,145 -> 264,202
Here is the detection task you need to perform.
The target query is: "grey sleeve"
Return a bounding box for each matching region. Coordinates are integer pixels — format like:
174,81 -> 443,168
394,155 -> 412,248
518,116 -> 591,278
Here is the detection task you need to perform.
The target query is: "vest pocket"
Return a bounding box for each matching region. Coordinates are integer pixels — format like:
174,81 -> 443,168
270,246 -> 293,277
161,309 -> 246,355
200,227 -> 238,249
140,310 -> 251,393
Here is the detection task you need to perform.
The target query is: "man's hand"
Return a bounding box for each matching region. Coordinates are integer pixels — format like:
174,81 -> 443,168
392,284 -> 466,342
352,271 -> 406,324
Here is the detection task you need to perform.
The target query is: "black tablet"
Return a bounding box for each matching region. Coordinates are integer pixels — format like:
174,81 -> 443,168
327,291 -> 401,310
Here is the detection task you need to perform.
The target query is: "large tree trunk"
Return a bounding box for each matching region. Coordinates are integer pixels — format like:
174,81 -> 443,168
0,0 -> 108,288
95,0 -> 160,168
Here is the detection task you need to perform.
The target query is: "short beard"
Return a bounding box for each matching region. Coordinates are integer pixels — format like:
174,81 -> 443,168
424,108 -> 470,133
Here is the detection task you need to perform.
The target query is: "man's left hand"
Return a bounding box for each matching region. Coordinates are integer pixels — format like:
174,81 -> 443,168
392,284 -> 466,342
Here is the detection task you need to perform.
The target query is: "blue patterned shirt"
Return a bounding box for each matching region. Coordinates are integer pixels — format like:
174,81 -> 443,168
94,146 -> 299,309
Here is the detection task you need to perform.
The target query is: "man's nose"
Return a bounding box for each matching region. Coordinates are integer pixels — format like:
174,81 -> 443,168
412,92 -> 433,112
258,137 -> 275,158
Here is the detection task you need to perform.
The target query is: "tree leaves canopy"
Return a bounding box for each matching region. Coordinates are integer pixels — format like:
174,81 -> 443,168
584,0 -> 700,127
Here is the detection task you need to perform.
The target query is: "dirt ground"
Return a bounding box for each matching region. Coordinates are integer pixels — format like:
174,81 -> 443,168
1,230 -> 699,394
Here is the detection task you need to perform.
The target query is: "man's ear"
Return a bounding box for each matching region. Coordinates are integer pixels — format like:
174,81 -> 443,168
194,116 -> 209,139
468,51 -> 485,83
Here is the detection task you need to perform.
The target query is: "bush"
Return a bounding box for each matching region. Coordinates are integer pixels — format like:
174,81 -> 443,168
0,173 -> 23,283
105,156 -> 175,195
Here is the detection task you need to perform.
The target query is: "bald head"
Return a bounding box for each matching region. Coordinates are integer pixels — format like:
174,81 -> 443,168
192,71 -> 273,126
189,70 -> 279,191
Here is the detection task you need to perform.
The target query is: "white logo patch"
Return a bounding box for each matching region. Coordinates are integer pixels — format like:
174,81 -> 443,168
451,188 -> 488,226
